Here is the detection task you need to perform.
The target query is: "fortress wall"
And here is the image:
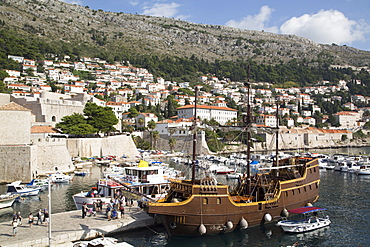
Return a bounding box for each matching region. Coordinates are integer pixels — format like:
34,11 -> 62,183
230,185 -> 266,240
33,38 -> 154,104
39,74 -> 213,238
0,110 -> 31,145
66,135 -> 139,158
0,145 -> 36,183
35,139 -> 74,175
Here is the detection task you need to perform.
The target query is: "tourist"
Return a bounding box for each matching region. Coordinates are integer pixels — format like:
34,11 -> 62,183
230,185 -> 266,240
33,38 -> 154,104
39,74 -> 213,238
82,202 -> 88,219
12,212 -> 18,222
36,209 -> 43,225
17,212 -> 22,226
44,209 -> 49,225
97,199 -> 103,212
119,204 -> 125,218
28,213 -> 34,228
106,206 -> 112,221
12,219 -> 18,237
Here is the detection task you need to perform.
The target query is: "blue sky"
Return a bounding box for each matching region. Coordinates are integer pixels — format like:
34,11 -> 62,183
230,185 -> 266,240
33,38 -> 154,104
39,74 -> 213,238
61,0 -> 370,51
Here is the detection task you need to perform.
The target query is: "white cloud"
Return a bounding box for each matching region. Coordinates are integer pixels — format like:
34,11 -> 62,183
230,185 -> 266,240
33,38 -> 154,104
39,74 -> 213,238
280,9 -> 368,45
60,0 -> 83,5
129,1 -> 139,6
141,2 -> 181,18
225,5 -> 279,33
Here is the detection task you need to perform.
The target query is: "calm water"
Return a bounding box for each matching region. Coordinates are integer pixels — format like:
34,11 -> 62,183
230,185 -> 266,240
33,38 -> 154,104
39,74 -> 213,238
1,149 -> 370,246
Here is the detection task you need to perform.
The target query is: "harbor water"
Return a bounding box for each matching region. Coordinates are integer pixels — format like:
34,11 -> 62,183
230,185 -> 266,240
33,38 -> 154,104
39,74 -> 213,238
1,148 -> 370,246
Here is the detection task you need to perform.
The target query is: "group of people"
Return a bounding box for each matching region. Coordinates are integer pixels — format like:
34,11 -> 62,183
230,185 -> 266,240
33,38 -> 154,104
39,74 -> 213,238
11,208 -> 49,237
80,190 -> 139,221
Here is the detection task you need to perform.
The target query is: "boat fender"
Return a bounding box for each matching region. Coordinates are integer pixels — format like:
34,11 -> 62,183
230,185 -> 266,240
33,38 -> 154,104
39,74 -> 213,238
264,213 -> 272,222
281,208 -> 289,218
198,224 -> 206,235
239,217 -> 248,229
226,220 -> 233,230
306,202 -> 313,207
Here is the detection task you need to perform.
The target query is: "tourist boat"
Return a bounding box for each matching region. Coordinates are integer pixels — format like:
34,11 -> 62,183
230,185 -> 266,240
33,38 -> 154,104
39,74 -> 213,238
143,87 -> 321,236
276,206 -> 331,233
72,161 -> 181,210
355,164 -> 370,175
48,171 -> 73,183
0,193 -> 18,209
6,181 -> 41,196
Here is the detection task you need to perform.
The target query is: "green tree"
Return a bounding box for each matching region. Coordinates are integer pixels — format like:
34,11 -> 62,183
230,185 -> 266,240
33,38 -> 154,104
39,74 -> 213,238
84,102 -> 118,135
55,113 -> 96,135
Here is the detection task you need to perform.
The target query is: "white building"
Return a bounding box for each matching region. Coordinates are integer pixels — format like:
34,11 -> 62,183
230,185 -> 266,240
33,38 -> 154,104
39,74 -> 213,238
177,105 -> 237,125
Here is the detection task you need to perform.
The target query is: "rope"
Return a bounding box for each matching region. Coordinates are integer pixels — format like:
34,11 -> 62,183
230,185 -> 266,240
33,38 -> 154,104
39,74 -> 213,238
145,225 -> 160,235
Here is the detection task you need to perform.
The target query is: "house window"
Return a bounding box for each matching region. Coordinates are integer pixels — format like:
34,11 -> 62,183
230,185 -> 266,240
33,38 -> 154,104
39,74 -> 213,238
216,198 -> 221,204
52,116 -> 56,122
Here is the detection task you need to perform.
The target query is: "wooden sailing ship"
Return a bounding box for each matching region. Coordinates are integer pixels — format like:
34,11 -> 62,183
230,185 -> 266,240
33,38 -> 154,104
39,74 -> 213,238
143,85 -> 320,236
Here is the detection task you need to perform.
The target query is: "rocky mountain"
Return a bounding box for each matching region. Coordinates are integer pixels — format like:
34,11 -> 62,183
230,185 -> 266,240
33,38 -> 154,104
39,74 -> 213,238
1,0 -> 370,66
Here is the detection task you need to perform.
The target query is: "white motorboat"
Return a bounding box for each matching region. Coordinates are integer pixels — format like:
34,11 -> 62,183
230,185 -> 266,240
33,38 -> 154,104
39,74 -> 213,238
356,165 -> 370,175
26,178 -> 50,191
48,172 -> 73,183
73,237 -> 134,247
276,206 -> 331,233
0,193 -> 18,209
6,181 -> 41,196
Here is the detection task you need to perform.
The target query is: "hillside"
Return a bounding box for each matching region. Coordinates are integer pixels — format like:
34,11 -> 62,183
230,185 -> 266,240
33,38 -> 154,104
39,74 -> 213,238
1,0 -> 370,67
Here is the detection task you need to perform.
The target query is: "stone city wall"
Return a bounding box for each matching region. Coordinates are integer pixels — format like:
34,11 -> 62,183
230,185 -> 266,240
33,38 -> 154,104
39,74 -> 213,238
66,135 -> 139,158
0,145 -> 36,183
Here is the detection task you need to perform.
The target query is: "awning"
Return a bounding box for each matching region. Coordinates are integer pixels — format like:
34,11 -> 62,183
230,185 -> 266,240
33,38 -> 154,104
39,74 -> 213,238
288,206 -> 326,214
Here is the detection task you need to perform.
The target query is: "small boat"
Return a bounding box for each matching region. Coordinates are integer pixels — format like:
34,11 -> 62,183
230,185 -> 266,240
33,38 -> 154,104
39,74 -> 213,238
0,193 -> 18,209
48,172 -> 73,183
226,173 -> 243,179
26,178 -> 50,191
6,181 -> 41,196
276,206 -> 331,233
74,169 -> 90,176
356,165 -> 370,175
73,237 -> 134,247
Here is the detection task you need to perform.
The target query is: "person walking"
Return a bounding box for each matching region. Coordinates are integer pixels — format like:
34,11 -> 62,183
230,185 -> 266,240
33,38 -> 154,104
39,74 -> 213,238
28,213 -> 34,228
17,212 -> 22,226
12,219 -> 18,237
36,209 -> 43,225
44,209 -> 49,226
82,202 -> 88,219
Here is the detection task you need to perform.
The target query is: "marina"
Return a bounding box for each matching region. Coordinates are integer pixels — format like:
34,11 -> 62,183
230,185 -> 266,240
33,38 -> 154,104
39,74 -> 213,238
0,149 -> 370,246
0,153 -> 370,246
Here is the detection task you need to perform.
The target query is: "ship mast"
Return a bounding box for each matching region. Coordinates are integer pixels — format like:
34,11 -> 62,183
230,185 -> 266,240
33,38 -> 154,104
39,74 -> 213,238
191,86 -> 198,185
244,65 -> 251,195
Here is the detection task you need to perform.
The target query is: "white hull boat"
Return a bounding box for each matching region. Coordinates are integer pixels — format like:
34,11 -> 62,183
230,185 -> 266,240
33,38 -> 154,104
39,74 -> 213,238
277,206 -> 331,233
356,165 -> 370,175
6,181 -> 41,196
0,193 -> 18,209
49,172 -> 73,183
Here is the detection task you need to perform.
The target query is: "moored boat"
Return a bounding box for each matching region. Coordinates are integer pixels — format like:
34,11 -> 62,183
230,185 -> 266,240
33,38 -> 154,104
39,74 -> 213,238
355,164 -> 370,175
48,171 -> 73,183
72,162 -> 179,210
6,181 -> 41,196
276,206 -> 331,233
0,193 -> 18,209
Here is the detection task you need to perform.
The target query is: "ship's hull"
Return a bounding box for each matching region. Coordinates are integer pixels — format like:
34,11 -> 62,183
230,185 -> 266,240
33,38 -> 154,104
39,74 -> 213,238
146,158 -> 320,236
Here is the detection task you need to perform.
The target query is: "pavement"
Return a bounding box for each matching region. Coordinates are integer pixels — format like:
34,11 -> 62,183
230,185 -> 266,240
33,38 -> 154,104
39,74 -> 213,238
0,205 -> 159,247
